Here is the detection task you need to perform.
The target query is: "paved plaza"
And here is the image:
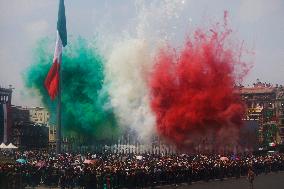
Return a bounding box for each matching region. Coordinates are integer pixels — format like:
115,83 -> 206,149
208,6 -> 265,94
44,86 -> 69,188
161,172 -> 284,189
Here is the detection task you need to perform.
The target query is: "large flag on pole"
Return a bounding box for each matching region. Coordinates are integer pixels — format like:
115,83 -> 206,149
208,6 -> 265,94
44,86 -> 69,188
45,0 -> 67,99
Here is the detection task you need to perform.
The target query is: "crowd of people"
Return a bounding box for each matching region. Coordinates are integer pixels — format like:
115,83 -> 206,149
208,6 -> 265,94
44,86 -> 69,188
0,150 -> 283,189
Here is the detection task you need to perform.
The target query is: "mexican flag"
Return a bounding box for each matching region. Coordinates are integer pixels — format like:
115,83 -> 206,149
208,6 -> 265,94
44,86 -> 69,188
45,0 -> 67,100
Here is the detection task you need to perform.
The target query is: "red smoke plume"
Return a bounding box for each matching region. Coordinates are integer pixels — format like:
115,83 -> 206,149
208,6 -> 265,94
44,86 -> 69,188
150,17 -> 249,151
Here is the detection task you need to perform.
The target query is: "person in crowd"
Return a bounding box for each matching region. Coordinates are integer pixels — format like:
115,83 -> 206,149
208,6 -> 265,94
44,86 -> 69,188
247,167 -> 255,189
0,150 -> 284,188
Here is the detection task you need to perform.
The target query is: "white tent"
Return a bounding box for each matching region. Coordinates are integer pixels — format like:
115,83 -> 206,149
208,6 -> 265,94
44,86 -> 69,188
0,143 -> 7,148
6,143 -> 18,149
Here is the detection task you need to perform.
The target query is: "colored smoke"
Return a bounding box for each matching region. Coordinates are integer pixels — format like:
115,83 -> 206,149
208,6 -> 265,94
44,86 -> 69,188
150,22 -> 248,150
24,38 -> 119,140
105,39 -> 155,140
102,0 -> 188,141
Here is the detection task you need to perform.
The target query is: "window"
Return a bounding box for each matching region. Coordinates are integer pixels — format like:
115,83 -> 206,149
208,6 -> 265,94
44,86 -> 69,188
247,102 -> 252,108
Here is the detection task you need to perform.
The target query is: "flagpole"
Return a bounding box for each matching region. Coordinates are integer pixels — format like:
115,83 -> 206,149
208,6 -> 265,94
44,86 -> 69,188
56,53 -> 62,154
56,0 -> 66,155
45,0 -> 66,154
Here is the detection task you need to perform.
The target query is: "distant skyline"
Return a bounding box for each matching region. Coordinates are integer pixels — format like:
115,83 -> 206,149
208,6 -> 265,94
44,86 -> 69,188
0,0 -> 284,107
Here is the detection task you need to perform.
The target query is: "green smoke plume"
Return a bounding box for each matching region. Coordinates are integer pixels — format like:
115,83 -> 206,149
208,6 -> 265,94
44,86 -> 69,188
24,37 -> 119,141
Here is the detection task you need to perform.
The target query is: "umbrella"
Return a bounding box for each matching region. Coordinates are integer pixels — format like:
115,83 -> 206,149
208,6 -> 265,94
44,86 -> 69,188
35,161 -> 46,167
136,155 -> 143,160
71,160 -> 81,166
83,159 -> 96,164
230,155 -> 240,161
220,157 -> 229,161
83,159 -> 91,164
16,159 -> 27,164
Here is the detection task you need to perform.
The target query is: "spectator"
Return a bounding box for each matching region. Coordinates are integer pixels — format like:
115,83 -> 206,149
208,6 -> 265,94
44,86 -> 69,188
247,167 -> 255,189
0,150 -> 283,188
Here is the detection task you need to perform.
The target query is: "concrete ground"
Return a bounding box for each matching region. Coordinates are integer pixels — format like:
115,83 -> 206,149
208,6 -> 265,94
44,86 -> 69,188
159,172 -> 284,189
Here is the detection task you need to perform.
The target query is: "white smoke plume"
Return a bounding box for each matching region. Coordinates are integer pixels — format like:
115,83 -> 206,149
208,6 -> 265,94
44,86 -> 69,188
105,39 -> 155,140
100,0 -> 188,141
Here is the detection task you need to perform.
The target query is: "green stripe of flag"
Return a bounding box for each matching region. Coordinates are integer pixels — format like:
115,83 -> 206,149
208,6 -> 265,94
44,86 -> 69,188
57,0 -> 67,47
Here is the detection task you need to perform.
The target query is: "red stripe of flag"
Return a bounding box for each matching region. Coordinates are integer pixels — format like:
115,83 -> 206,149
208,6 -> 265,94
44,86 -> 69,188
44,58 -> 60,100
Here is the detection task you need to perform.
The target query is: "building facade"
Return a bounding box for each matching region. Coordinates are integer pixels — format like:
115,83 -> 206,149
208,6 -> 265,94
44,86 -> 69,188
28,107 -> 50,124
48,124 -> 56,150
276,88 -> 284,143
240,80 -> 284,145
11,106 -> 48,149
0,87 -> 12,143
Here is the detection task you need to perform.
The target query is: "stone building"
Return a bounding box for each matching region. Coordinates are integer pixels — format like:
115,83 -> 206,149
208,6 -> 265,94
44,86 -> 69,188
11,106 -> 49,149
27,107 -> 57,149
275,87 -> 284,143
28,107 -> 50,124
240,80 -> 284,145
0,86 -> 12,143
48,124 -> 56,150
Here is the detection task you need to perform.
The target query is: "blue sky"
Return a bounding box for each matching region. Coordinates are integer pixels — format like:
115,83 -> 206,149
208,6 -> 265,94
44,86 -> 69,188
0,0 -> 283,106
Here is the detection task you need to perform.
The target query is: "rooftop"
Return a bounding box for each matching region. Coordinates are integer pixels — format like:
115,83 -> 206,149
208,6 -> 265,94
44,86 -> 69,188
240,87 -> 275,94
